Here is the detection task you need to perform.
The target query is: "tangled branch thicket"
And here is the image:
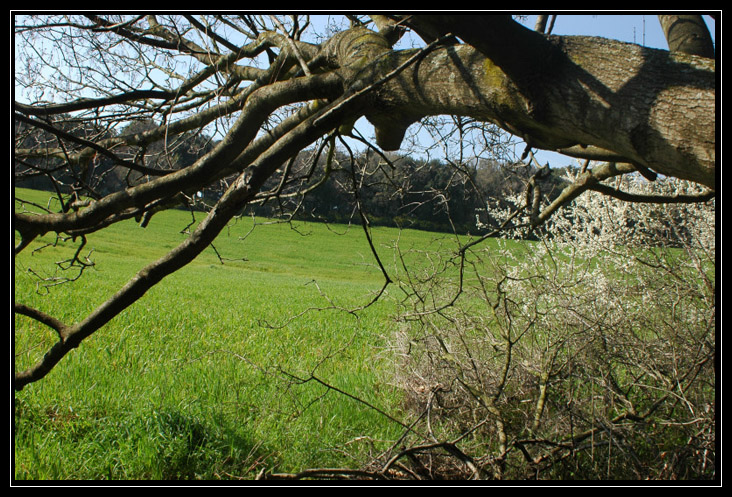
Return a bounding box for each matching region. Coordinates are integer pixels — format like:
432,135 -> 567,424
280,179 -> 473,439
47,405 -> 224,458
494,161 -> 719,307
386,174 -> 715,480
14,15 -> 716,480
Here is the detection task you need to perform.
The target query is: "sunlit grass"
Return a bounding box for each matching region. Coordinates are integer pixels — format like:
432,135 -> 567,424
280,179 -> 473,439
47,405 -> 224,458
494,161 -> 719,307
14,187 -> 437,479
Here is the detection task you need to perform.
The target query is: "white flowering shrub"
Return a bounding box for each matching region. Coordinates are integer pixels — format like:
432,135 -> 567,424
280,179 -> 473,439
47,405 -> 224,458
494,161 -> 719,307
391,172 -> 716,479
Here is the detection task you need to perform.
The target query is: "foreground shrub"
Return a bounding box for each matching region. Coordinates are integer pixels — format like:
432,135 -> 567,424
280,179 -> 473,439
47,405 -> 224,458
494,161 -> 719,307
389,175 -> 715,480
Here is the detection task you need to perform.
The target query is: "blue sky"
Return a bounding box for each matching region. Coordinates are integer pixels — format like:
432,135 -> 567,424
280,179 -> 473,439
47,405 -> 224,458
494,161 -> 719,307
527,14 -> 716,48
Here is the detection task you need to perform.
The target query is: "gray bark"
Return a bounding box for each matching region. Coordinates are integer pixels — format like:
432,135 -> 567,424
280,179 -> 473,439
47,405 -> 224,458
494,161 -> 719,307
658,15 -> 715,58
385,16 -> 715,189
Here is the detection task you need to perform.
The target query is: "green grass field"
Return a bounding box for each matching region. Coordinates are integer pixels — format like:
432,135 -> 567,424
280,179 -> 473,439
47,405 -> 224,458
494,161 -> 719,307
13,187 -> 717,480
15,187 -> 470,480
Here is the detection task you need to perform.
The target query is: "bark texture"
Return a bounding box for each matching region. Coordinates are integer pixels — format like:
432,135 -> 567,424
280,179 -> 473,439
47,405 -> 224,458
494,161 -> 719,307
659,14 -> 715,58
380,16 -> 715,189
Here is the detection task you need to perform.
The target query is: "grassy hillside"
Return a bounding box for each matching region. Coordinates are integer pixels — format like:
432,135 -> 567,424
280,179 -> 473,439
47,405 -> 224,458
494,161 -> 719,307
14,187 -> 469,479
14,187 -> 717,480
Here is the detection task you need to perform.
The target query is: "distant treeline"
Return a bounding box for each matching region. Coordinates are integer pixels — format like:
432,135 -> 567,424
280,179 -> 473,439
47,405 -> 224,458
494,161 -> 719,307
15,117 -> 573,235
251,146 -> 573,235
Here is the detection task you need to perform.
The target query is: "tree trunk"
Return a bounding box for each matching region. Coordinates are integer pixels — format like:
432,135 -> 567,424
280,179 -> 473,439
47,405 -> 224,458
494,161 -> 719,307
658,15 -> 715,58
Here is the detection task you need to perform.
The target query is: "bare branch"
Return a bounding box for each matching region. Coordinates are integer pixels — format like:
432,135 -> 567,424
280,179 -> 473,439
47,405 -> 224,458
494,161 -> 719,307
14,303 -> 69,340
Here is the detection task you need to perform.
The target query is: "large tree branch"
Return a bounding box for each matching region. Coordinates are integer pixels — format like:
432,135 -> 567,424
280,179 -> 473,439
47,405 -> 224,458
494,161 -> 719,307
14,90 -> 175,117
14,72 -> 343,248
13,82 -> 365,391
658,15 -> 715,58
406,15 -> 556,89
14,25 -> 391,387
366,17 -> 715,189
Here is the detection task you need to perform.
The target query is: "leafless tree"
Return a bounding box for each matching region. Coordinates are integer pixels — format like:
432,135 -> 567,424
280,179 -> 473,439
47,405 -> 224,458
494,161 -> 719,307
388,173 -> 715,479
14,13 -> 715,421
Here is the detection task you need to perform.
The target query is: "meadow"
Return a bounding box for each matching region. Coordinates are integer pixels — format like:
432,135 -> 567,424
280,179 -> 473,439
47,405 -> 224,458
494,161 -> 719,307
13,187 -> 465,480
15,186 -> 715,480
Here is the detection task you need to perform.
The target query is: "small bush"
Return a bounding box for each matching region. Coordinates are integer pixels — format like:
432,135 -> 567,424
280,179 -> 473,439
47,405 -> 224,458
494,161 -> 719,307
389,176 -> 716,480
